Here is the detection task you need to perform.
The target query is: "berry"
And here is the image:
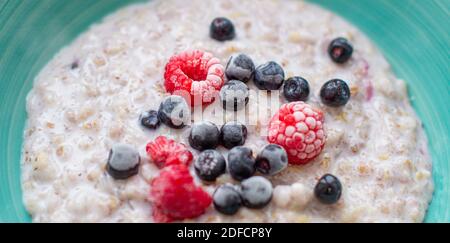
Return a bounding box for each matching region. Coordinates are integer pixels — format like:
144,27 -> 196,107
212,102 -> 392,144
188,121 -> 220,151
70,61 -> 79,69
146,136 -> 193,168
314,174 -> 342,204
328,37 -> 353,64
106,144 -> 140,180
220,121 -> 247,149
140,110 -> 160,129
158,95 -> 190,129
240,176 -> 273,209
320,79 -> 351,107
219,80 -> 249,111
225,54 -> 255,82
254,61 -> 285,90
194,150 -> 226,182
227,146 -> 255,181
267,101 -> 325,165
283,76 -> 310,102
164,50 -> 225,106
150,164 -> 212,222
213,184 -> 242,215
210,17 -> 236,41
255,144 -> 288,175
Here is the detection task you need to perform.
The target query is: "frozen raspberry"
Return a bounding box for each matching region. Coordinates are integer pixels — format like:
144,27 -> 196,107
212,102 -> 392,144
150,164 -> 212,222
267,102 -> 325,165
146,136 -> 193,168
164,50 -> 225,106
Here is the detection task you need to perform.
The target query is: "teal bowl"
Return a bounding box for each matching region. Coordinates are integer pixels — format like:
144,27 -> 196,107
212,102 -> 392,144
0,0 -> 448,222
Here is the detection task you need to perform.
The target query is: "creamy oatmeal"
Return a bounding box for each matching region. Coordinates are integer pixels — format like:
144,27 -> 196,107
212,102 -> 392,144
21,0 -> 433,222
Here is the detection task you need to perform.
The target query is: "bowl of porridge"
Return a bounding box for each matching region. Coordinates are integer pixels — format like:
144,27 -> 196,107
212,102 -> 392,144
0,0 -> 448,222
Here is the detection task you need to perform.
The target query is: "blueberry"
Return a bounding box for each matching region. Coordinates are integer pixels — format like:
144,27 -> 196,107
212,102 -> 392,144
70,61 -> 79,69
314,174 -> 342,204
210,17 -> 235,41
227,146 -> 255,181
320,79 -> 351,107
240,176 -> 273,209
158,95 -> 190,129
140,110 -> 160,129
194,150 -> 226,182
328,37 -> 353,64
189,121 -> 220,151
219,80 -> 249,111
220,121 -> 247,149
225,54 -> 255,83
254,61 -> 285,90
213,184 -> 242,215
255,144 -> 288,175
283,76 -> 310,102
106,144 -> 140,180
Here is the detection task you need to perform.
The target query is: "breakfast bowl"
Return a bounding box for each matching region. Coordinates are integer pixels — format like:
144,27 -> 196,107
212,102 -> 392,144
0,0 -> 448,222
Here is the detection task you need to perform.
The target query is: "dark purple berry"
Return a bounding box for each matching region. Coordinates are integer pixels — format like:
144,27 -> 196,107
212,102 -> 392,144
320,79 -> 350,107
254,61 -> 285,90
314,174 -> 342,204
225,54 -> 255,82
210,17 -> 235,41
255,144 -> 288,175
189,121 -> 220,151
219,80 -> 249,111
140,110 -> 160,129
213,184 -> 242,215
240,176 -> 273,209
194,150 -> 226,182
227,146 -> 255,181
220,121 -> 247,149
328,37 -> 353,63
283,76 -> 310,102
106,144 -> 140,180
158,95 -> 190,129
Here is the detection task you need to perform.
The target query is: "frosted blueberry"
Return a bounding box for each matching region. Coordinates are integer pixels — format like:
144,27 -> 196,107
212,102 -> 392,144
213,184 -> 242,215
254,61 -> 285,90
227,146 -> 255,181
106,144 -> 140,180
255,144 -> 288,175
189,121 -> 220,151
158,95 -> 190,129
194,150 -> 226,182
240,176 -> 273,208
225,54 -> 255,83
219,80 -> 249,111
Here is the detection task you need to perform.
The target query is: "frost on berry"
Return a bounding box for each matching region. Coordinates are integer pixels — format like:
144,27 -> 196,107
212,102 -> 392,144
150,164 -> 212,222
164,50 -> 225,106
268,102 -> 326,165
146,136 -> 193,168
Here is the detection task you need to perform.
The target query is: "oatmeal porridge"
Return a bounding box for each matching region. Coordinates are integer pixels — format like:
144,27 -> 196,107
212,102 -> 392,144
21,0 -> 433,222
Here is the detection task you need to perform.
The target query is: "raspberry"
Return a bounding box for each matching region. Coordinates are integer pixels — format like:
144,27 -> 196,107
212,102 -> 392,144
267,102 -> 326,165
150,164 -> 212,222
164,50 -> 225,106
146,136 -> 193,168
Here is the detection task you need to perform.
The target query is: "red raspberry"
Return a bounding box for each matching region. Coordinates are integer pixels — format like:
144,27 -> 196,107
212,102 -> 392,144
164,50 -> 225,106
150,164 -> 212,222
267,102 -> 326,165
146,136 -> 193,168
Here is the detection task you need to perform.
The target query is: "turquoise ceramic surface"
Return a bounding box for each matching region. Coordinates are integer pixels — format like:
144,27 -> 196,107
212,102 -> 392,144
0,0 -> 448,222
